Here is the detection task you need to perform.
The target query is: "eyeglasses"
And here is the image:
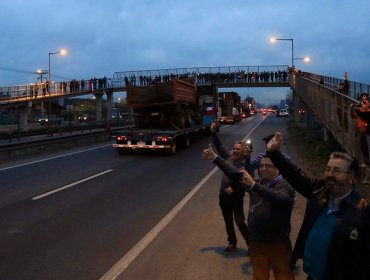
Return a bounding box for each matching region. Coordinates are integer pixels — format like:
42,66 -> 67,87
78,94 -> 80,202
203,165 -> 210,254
324,166 -> 352,175
260,163 -> 275,169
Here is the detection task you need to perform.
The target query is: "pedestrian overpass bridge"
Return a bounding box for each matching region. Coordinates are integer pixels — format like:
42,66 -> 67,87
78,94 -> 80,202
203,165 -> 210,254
0,64 -> 370,162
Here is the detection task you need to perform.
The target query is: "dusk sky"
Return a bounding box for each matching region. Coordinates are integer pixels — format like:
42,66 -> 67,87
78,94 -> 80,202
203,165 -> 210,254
1,0 -> 369,104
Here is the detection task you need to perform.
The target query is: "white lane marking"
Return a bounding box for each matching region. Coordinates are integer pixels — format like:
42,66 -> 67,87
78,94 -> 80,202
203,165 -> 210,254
242,116 -> 266,142
99,167 -> 218,280
99,119 -> 266,280
32,169 -> 113,200
0,144 -> 112,172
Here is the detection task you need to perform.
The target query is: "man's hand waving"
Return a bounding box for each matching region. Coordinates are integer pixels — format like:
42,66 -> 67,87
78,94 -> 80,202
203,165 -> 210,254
202,143 -> 217,161
266,132 -> 282,152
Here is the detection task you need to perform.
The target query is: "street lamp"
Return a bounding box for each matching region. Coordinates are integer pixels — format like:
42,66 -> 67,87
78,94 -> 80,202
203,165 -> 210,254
36,69 -> 47,82
48,49 -> 67,90
294,56 -> 311,63
47,49 -> 67,136
270,37 -> 294,68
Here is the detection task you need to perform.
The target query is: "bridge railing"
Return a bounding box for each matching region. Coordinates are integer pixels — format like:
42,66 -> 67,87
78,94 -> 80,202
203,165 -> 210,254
302,72 -> 370,100
0,79 -> 115,105
291,74 -> 362,160
112,65 -> 290,87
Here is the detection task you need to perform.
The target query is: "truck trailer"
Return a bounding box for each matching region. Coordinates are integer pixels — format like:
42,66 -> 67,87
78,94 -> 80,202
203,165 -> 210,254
112,78 -> 218,155
218,91 -> 241,124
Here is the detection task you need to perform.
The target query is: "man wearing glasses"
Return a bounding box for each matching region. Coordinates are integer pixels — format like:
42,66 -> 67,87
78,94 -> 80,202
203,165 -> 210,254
266,132 -> 370,280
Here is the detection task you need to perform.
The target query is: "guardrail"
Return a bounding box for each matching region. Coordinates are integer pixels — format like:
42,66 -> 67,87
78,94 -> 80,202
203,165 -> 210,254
302,72 -> 370,100
0,125 -> 133,163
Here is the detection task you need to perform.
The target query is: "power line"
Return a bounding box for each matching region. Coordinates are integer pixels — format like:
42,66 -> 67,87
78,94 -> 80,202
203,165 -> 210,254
0,66 -> 74,81
0,66 -> 36,74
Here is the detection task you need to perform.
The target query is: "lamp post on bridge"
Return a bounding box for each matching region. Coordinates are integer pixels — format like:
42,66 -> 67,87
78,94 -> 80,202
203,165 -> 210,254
36,69 -> 47,82
47,49 -> 67,136
294,57 -> 311,63
270,37 -> 294,68
48,49 -> 67,93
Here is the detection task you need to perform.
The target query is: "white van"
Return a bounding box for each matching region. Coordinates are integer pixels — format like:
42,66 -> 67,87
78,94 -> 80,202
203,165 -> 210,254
277,108 -> 289,117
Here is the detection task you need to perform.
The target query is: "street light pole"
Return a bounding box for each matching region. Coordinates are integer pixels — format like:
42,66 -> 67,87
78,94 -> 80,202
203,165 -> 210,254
270,37 -> 294,68
47,49 -> 67,136
48,49 -> 66,93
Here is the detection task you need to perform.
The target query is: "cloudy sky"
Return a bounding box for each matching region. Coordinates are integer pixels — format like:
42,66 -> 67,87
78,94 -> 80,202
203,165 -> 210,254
1,0 -> 369,104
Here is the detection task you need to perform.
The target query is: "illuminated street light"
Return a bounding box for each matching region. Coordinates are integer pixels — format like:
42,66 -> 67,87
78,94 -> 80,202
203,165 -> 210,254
48,49 -> 67,87
294,56 -> 311,63
36,69 -> 47,82
47,49 -> 67,136
270,37 -> 294,68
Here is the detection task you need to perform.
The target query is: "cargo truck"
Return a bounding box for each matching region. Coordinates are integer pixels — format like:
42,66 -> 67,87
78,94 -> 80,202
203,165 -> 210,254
112,78 -> 218,155
218,91 -> 241,124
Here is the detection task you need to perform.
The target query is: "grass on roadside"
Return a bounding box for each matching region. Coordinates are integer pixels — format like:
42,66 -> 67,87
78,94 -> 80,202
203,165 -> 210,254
286,120 -> 368,200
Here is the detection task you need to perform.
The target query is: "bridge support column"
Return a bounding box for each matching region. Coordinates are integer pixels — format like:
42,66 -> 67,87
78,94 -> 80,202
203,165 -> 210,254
105,90 -> 113,121
18,106 -> 29,132
94,93 -> 103,121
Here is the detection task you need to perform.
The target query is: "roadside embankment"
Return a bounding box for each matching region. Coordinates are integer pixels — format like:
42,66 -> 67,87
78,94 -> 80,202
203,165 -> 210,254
284,120 -> 369,200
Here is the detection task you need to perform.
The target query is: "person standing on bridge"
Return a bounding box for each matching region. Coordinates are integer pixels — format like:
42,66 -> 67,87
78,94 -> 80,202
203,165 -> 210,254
208,121 -> 251,253
266,132 -> 370,280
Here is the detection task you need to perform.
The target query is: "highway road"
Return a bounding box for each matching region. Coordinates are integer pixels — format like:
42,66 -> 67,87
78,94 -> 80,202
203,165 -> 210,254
0,113 -> 306,280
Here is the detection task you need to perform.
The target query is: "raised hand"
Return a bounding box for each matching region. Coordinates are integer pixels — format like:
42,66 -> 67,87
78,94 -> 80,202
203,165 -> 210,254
241,169 -> 254,187
202,143 -> 217,160
266,132 -> 282,152
210,121 -> 218,133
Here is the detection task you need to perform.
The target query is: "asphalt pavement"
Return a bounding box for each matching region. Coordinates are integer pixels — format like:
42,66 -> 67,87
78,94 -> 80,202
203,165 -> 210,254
100,126 -> 307,280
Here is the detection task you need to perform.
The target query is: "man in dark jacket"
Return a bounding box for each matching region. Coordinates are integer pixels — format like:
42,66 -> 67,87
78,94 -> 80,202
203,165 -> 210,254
203,147 -> 295,279
266,132 -> 370,280
208,122 -> 250,253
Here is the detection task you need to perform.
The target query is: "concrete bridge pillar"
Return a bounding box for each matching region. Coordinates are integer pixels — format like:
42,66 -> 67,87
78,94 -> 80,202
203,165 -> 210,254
94,93 -> 103,121
18,105 -> 29,132
105,90 -> 113,121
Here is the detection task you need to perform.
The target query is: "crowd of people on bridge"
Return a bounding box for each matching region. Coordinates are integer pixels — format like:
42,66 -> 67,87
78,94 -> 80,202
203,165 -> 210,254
202,122 -> 370,279
0,76 -> 112,100
124,69 -> 290,87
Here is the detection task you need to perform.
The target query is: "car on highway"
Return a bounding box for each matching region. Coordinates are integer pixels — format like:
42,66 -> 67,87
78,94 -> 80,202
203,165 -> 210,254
276,108 -> 289,117
219,115 -> 236,124
250,108 -> 257,115
37,116 -> 48,125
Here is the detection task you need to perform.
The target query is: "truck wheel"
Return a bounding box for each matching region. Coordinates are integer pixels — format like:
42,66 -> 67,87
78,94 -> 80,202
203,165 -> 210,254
184,109 -> 192,127
191,107 -> 203,125
117,148 -> 125,155
184,135 -> 190,148
179,134 -> 190,148
166,142 -> 177,155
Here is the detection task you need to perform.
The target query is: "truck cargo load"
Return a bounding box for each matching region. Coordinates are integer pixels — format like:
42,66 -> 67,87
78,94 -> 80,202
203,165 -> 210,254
219,91 -> 241,124
125,77 -> 201,129
112,79 -> 219,155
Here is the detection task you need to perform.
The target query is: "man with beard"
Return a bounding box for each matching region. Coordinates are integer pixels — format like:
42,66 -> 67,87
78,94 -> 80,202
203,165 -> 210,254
266,132 -> 370,280
208,121 -> 250,253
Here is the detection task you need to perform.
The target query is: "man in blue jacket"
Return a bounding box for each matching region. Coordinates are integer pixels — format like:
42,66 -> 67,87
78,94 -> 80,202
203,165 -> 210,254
266,132 -> 370,280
